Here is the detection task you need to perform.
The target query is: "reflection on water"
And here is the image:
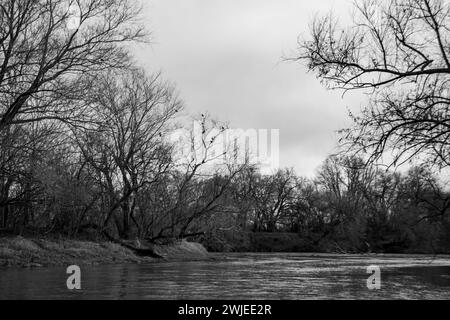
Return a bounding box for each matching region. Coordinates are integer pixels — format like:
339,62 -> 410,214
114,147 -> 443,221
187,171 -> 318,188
0,253 -> 449,300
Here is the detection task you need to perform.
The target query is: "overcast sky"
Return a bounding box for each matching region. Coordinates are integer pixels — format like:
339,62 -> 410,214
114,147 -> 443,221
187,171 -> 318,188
133,0 -> 364,177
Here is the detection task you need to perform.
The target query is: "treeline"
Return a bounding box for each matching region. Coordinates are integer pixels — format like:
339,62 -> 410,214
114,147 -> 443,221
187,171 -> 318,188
0,0 -> 246,243
212,157 -> 450,253
3,112 -> 450,253
0,67 -> 248,242
1,0 -> 449,254
283,0 -> 450,253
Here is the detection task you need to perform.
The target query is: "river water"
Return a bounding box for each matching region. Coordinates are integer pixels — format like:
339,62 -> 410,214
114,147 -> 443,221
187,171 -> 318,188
0,253 -> 449,300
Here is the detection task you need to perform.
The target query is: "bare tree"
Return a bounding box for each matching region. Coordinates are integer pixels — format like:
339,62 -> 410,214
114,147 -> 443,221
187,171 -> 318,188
0,0 -> 146,130
241,169 -> 297,232
74,69 -> 181,239
399,167 -> 450,222
295,0 -> 450,168
145,114 -> 249,241
0,120 -> 65,232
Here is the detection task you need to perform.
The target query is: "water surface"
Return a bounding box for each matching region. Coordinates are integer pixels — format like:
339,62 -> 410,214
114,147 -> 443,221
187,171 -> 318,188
1,253 -> 449,299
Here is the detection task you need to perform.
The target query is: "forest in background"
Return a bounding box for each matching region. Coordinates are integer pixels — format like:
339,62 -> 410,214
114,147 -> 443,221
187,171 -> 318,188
0,0 -> 449,254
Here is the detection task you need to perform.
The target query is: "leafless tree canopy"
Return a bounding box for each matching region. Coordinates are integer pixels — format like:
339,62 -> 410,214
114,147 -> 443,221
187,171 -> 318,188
0,0 -> 146,129
296,0 -> 450,168
0,0 -> 448,256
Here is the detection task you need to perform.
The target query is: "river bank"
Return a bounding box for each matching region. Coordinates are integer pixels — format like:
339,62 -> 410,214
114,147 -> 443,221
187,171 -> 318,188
0,236 -> 210,268
200,230 -> 450,254
3,229 -> 448,269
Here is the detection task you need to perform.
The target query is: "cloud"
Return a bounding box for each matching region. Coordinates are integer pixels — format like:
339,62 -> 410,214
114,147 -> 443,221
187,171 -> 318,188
133,0 -> 361,176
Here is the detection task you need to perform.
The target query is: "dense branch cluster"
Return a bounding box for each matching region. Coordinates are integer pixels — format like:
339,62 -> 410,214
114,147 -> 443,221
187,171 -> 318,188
0,0 -> 249,242
0,0 -> 448,254
216,157 -> 450,253
0,0 -> 146,129
297,0 -> 450,168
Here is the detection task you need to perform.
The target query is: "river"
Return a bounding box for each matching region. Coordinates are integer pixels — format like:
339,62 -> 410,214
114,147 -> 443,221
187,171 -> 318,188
0,253 -> 449,299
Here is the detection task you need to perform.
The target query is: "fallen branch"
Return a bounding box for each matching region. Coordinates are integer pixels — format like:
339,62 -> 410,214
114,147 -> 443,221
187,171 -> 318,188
102,231 -> 164,259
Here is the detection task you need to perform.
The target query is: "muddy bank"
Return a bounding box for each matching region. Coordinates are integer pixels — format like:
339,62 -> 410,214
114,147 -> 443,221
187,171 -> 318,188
0,236 -> 210,268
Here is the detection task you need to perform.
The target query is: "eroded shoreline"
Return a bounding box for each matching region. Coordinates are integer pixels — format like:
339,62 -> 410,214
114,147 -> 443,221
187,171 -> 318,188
0,236 -> 211,268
